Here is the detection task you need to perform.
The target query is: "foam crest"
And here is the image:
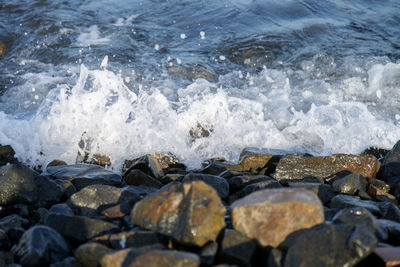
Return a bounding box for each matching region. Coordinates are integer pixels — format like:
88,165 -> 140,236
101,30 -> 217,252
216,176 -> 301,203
1,61 -> 400,171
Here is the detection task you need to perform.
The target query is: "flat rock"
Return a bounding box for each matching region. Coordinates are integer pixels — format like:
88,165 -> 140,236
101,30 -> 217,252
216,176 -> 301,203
46,164 -> 123,191
273,154 -> 380,181
131,181 -> 226,247
159,173 -> 185,184
331,173 -> 368,196
123,169 -> 163,188
46,213 -> 119,242
217,229 -> 258,267
101,249 -> 200,267
225,147 -> 283,174
288,183 -> 335,205
284,222 -> 378,267
330,194 -> 382,216
11,225 -> 70,267
199,159 -> 228,175
379,202 -> 400,222
0,145 -> 18,165
68,184 -> 141,217
231,188 -> 324,247
74,242 -> 113,267
100,202 -> 131,219
183,173 -> 229,199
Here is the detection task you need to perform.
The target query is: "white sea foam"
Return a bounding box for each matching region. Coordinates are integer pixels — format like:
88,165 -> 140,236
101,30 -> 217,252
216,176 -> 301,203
1,60 -> 400,171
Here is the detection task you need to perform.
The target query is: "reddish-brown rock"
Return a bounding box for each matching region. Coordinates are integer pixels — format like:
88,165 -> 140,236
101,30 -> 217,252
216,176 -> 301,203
231,188 -> 324,247
273,154 -> 380,181
131,181 -> 226,247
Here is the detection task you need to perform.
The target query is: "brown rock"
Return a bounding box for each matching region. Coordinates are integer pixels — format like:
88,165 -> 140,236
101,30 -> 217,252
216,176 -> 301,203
231,188 -> 324,247
226,148 -> 282,174
273,154 -> 380,181
0,42 -> 6,57
74,242 -> 113,267
374,247 -> 400,267
101,249 -> 200,267
131,181 -> 226,246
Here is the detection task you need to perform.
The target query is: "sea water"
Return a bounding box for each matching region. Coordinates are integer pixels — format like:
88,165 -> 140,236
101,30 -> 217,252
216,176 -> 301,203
1,0 -> 400,170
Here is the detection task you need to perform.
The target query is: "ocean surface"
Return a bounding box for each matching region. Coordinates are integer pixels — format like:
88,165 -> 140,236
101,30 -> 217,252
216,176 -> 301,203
1,0 -> 400,170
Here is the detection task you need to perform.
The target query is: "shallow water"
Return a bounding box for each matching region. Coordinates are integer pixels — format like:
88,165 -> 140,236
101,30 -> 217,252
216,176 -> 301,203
1,0 -> 400,170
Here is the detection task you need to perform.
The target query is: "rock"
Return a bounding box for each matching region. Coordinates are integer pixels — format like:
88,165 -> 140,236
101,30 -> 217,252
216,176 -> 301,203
368,178 -> 391,193
189,123 -> 214,140
226,148 -> 283,174
0,164 -> 39,205
183,173 -> 229,199
101,249 -> 200,267
160,173 -> 185,184
273,154 -> 380,182
100,202 -> 131,219
284,222 -> 378,267
131,181 -> 226,247
231,188 -> 324,247
0,228 -> 10,250
0,251 -> 14,266
124,153 -> 185,179
100,248 -> 144,267
0,214 -> 29,230
53,179 -> 76,199
373,247 -> 400,267
331,173 -> 368,196
35,175 -> 64,207
332,207 -> 387,240
123,169 -> 163,188
50,257 -> 82,267
49,203 -> 74,216
199,159 -> 227,175
229,175 -> 273,193
288,183 -> 335,205
167,64 -> 216,82
0,42 -> 6,57
68,184 -> 141,217
369,185 -> 398,204
74,242 -> 113,267
217,229 -> 258,267
219,170 -> 251,180
378,219 -> 400,246
330,194 -> 382,216
109,230 -> 167,250
199,241 -> 218,266
232,179 -> 282,201
267,248 -> 284,267
11,225 -> 70,267
46,213 -> 119,242
362,147 -> 389,163
381,140 -> 400,178
46,164 -> 123,191
0,145 -> 18,165
47,160 -> 67,167
379,202 -> 400,222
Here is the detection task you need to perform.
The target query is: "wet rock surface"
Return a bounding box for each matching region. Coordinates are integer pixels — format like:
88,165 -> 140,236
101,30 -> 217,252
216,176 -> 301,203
131,181 -> 226,246
11,225 -> 70,267
1,145 -> 400,266
46,164 -> 123,190
274,154 -> 380,181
